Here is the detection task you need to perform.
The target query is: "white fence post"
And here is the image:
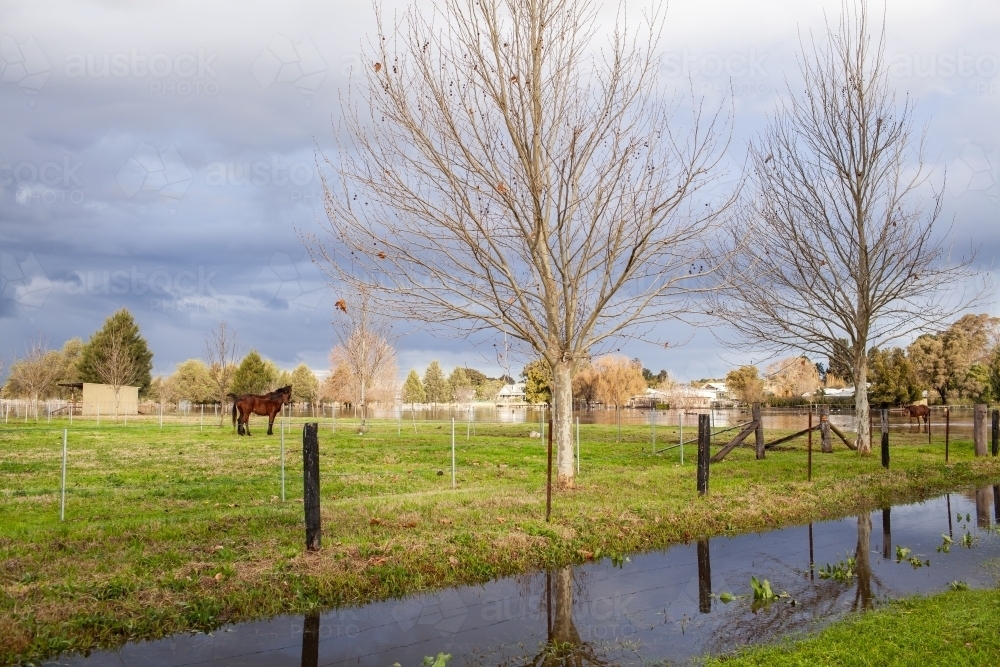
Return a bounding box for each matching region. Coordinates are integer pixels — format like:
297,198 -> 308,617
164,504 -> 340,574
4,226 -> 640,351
60,429 -> 67,521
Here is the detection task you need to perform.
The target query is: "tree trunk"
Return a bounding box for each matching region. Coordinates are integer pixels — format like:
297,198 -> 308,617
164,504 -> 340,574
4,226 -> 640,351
854,514 -> 873,611
551,361 -> 575,488
550,566 -> 580,646
854,359 -> 871,455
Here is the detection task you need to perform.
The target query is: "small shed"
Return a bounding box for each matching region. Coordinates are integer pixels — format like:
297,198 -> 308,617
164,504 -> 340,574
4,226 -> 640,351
61,382 -> 140,415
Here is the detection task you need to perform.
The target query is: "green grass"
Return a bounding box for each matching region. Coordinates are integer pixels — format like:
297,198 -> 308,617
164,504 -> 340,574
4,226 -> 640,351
708,588 -> 1000,665
1,416 -> 999,663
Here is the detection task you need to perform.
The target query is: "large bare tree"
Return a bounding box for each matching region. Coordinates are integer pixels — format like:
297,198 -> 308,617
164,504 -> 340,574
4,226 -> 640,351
5,338 -> 64,419
330,290 -> 399,431
711,3 -> 980,453
306,0 -> 730,486
204,321 -> 243,425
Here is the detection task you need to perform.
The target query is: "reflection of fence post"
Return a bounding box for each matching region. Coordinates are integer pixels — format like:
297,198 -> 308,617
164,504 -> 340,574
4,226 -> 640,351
301,613 -> 320,667
976,487 -> 991,528
697,538 -> 712,614
881,508 -> 891,559
974,404 -> 988,457
546,418 -> 553,522
820,404 -> 831,453
303,423 -> 321,551
880,409 -> 889,469
753,402 -> 764,460
697,414 -> 710,495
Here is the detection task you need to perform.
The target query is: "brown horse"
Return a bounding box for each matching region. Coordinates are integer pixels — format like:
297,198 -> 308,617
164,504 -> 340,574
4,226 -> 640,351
228,385 -> 292,436
903,404 -> 930,428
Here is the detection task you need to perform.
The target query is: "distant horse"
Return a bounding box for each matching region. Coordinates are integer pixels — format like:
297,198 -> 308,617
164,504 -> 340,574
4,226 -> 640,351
903,404 -> 930,428
228,385 -> 292,436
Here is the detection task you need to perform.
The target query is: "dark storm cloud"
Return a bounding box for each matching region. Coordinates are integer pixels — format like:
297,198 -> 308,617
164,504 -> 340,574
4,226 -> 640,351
1,0 -> 997,381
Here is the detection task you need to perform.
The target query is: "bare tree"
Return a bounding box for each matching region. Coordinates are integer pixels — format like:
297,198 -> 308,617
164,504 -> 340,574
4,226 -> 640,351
204,321 -> 243,425
306,0 -> 731,486
711,3 -> 980,453
330,290 -> 399,431
92,321 -> 140,420
5,338 -> 64,419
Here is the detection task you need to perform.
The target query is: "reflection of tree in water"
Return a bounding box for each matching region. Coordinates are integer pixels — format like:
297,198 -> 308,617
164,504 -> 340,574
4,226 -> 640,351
524,567 -> 609,667
703,514 -> 884,654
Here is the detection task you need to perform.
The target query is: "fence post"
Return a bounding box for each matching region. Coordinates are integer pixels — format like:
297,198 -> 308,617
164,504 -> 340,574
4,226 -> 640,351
945,407 -> 950,463
753,402 -> 764,460
880,408 -> 889,469
451,418 -> 456,489
576,416 -> 580,475
807,409 -> 813,481
60,429 -> 67,521
992,409 -> 999,457
697,414 -> 710,495
820,404 -> 831,453
651,410 -> 655,454
546,417 -> 553,522
280,420 -> 286,502
974,404 -> 988,457
303,423 -> 321,551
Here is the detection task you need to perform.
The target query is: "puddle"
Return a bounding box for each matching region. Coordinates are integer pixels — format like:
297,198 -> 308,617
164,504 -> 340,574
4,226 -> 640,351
47,488 -> 1000,666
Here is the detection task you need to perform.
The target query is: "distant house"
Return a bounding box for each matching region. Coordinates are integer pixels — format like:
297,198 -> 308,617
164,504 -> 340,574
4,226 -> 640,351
496,382 -> 527,405
631,387 -> 670,408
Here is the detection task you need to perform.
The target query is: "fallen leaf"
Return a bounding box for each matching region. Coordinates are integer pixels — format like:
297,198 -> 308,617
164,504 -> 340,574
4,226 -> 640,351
401,521 -> 418,528
496,517 -> 507,524
438,518 -> 453,525
448,556 -> 459,566
214,572 -> 224,581
370,518 -> 385,526
374,62 -> 382,72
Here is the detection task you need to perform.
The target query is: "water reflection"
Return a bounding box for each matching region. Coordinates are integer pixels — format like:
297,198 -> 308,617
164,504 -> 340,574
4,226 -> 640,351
52,490 -> 1000,667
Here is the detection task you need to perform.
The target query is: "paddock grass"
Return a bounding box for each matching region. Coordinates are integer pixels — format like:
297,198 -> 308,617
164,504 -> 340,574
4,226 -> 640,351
707,588 -> 1000,666
2,416 -> 1000,663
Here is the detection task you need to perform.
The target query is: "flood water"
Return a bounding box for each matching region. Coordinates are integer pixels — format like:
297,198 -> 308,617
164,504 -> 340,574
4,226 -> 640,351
49,489 -> 1000,666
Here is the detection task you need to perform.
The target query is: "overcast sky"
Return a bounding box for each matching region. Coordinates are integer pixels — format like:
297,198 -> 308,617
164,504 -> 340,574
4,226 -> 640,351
1,0 -> 997,382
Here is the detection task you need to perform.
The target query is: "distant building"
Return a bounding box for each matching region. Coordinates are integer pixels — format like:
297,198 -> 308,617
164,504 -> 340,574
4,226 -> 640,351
60,382 -> 139,415
496,382 -> 527,405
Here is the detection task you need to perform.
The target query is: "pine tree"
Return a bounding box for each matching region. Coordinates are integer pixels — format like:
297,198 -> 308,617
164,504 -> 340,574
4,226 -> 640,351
423,361 -> 449,404
77,308 -> 154,395
290,364 -> 320,404
230,351 -> 277,395
401,370 -> 426,404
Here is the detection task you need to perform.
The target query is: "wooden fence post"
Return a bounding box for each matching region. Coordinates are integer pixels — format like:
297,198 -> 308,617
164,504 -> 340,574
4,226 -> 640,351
880,408 -> 889,469
945,407 -> 950,463
753,402 -> 764,460
301,613 -> 320,667
303,423 -> 321,551
974,404 -> 987,457
697,414 -> 710,495
881,508 -> 891,559
819,404 -> 831,453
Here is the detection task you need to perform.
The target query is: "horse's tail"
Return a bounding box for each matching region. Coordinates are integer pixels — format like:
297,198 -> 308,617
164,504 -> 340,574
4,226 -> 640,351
229,396 -> 237,428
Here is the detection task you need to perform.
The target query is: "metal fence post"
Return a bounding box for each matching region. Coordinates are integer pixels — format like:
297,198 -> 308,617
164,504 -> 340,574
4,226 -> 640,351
60,429 -> 67,521
303,423 -> 321,551
880,408 -> 889,469
451,418 -> 456,489
576,416 -> 580,474
280,420 -> 286,502
697,414 -> 710,495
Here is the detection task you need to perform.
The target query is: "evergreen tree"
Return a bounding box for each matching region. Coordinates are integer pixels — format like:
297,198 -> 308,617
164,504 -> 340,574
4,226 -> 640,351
230,351 -> 277,395
522,359 -> 552,404
867,348 -> 921,406
170,359 -> 216,403
423,361 -> 449,403
401,369 -> 426,404
77,309 -> 154,395
290,364 -> 320,404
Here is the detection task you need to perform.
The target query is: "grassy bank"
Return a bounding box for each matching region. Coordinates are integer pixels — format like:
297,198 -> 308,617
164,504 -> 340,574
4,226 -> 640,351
2,416 -> 1000,663
708,588 -> 1000,665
